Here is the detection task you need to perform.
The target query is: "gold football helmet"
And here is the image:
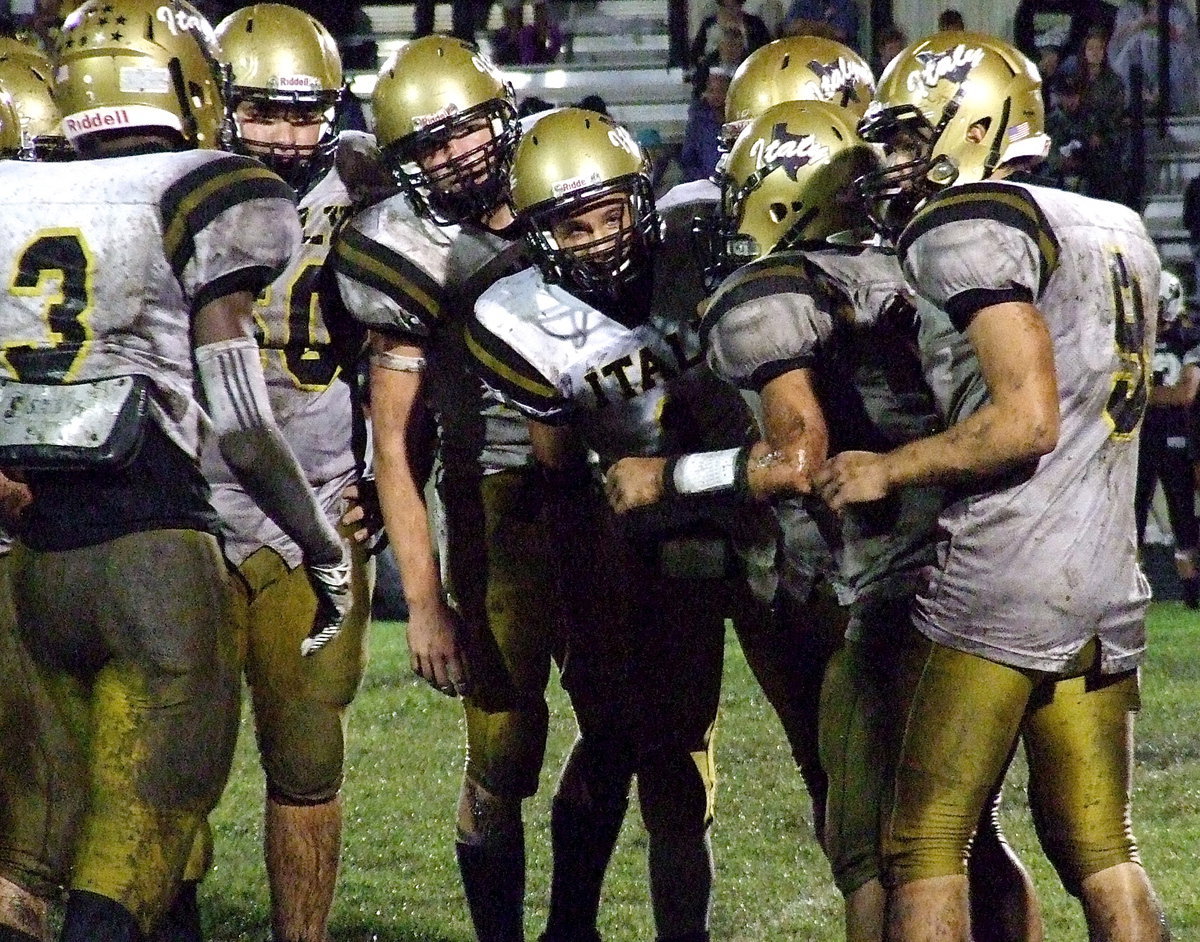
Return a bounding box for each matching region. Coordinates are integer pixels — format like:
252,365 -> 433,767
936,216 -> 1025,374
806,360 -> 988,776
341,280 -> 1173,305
704,100 -> 878,285
216,4 -> 342,185
723,37 -> 876,148
0,39 -> 69,159
372,35 -> 518,225
510,106 -> 659,300
857,31 -> 1049,236
54,0 -> 224,150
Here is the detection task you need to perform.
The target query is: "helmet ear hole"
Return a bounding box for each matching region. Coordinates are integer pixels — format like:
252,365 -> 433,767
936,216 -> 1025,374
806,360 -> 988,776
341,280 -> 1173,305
769,202 -> 788,224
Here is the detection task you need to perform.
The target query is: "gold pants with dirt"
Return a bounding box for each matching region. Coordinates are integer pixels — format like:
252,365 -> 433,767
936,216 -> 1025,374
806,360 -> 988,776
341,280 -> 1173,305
883,637 -> 1142,894
440,468 -> 566,800
3,530 -> 241,932
235,538 -> 374,804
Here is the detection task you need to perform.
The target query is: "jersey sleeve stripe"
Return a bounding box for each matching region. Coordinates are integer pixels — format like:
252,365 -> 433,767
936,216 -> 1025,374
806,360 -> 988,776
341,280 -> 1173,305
191,266 -> 281,315
701,260 -> 815,347
463,318 -> 561,411
161,157 -> 296,280
331,226 -> 444,327
899,183 -> 1060,293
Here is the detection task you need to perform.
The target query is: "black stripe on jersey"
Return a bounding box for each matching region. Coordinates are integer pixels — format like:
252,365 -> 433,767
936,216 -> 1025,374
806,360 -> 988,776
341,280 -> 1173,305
161,155 -> 296,280
943,285 -> 1035,332
898,182 -> 1060,294
747,355 -> 816,393
331,225 -> 445,333
462,318 -> 568,422
700,257 -> 818,349
191,265 -> 280,315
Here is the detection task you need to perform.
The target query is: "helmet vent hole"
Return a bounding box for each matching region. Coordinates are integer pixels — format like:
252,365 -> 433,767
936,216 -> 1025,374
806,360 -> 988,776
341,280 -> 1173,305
832,126 -> 843,140
769,202 -> 788,223
244,17 -> 254,32
780,54 -> 790,69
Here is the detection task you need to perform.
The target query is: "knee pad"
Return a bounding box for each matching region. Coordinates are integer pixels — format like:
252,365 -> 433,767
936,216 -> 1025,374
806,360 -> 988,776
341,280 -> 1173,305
258,699 -> 347,804
636,742 -> 715,838
556,733 -> 637,811
463,696 -> 550,799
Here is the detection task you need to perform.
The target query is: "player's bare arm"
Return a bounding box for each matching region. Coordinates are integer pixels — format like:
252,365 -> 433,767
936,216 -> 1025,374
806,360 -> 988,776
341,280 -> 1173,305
369,330 -> 470,697
816,301 -> 1060,511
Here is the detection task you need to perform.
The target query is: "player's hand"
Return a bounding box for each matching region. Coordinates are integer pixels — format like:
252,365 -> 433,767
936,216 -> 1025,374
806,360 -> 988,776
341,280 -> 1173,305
341,478 -> 387,555
604,456 -> 668,512
744,440 -> 811,499
0,470 -> 31,530
302,550 -> 352,656
407,599 -> 471,698
813,451 -> 891,512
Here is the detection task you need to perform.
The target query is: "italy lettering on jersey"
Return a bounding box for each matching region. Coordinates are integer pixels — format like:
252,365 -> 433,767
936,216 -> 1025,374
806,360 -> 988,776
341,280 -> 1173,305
203,134 -> 369,568
0,151 -> 299,463
898,180 -> 1158,674
704,247 -> 946,614
331,191 -> 531,472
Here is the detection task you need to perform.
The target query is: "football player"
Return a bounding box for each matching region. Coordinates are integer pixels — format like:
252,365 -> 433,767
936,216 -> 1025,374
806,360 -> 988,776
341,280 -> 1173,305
0,1 -> 350,940
817,31 -> 1166,941
329,36 -> 575,942
603,99 -> 1042,942
205,7 -> 377,941
0,38 -> 67,942
0,38 -> 69,161
469,106 -> 785,942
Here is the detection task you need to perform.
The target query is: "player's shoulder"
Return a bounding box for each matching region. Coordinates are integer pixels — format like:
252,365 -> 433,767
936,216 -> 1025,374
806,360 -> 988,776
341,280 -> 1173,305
475,267 -> 555,331
901,180 -> 1055,257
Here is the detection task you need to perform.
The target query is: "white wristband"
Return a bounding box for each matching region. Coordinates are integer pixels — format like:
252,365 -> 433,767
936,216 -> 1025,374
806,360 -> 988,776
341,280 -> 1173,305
371,350 -> 427,372
672,447 -> 746,496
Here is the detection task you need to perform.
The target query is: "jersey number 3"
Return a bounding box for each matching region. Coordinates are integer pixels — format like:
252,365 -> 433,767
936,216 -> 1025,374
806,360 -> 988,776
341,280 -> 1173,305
4,229 -> 94,383
1105,248 -> 1149,441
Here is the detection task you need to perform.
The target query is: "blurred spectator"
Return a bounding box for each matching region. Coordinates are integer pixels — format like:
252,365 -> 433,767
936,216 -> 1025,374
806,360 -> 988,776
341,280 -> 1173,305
1108,0 -> 1200,113
414,0 -> 494,45
679,63 -> 731,182
1074,27 -> 1130,201
490,2 -> 523,63
937,8 -> 966,30
517,95 -> 556,119
1043,73 -> 1087,190
779,0 -> 859,51
273,0 -> 377,69
1014,0 -> 1117,66
872,22 -> 907,75
1036,43 -> 1068,102
576,93 -> 610,116
690,0 -> 771,70
518,0 -> 562,63
753,0 -> 786,37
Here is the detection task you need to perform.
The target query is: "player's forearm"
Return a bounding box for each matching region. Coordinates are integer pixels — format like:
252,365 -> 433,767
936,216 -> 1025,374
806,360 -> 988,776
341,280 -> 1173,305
878,397 -> 1058,491
373,442 -> 445,612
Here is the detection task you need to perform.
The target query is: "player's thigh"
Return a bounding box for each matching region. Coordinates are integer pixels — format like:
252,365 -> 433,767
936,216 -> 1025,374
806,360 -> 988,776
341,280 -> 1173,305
1023,666 -> 1142,894
884,639 -> 1034,884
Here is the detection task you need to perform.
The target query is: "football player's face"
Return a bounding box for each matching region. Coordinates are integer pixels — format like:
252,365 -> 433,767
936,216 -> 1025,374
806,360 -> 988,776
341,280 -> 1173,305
417,117 -> 493,182
234,100 -> 324,152
551,196 -> 631,253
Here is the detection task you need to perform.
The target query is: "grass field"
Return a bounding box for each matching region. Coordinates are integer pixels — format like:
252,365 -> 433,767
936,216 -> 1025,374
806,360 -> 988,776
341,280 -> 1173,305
203,602 -> 1200,940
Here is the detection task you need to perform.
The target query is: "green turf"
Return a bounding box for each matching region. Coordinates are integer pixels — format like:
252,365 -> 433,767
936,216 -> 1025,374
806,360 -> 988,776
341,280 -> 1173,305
204,603 -> 1200,940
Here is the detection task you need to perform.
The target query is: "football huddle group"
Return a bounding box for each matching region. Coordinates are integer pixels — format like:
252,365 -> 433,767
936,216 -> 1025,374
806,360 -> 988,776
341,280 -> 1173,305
0,2 -> 1171,942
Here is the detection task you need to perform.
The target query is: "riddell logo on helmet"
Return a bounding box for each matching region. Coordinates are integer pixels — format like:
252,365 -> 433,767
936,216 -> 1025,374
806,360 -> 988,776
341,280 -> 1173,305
413,103 -> 459,131
906,44 -> 985,97
270,75 -> 321,91
64,108 -> 132,134
551,170 -> 603,198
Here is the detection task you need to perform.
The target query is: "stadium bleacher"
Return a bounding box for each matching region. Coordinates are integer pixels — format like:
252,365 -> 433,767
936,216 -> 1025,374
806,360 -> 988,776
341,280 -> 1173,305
353,2 -> 694,145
